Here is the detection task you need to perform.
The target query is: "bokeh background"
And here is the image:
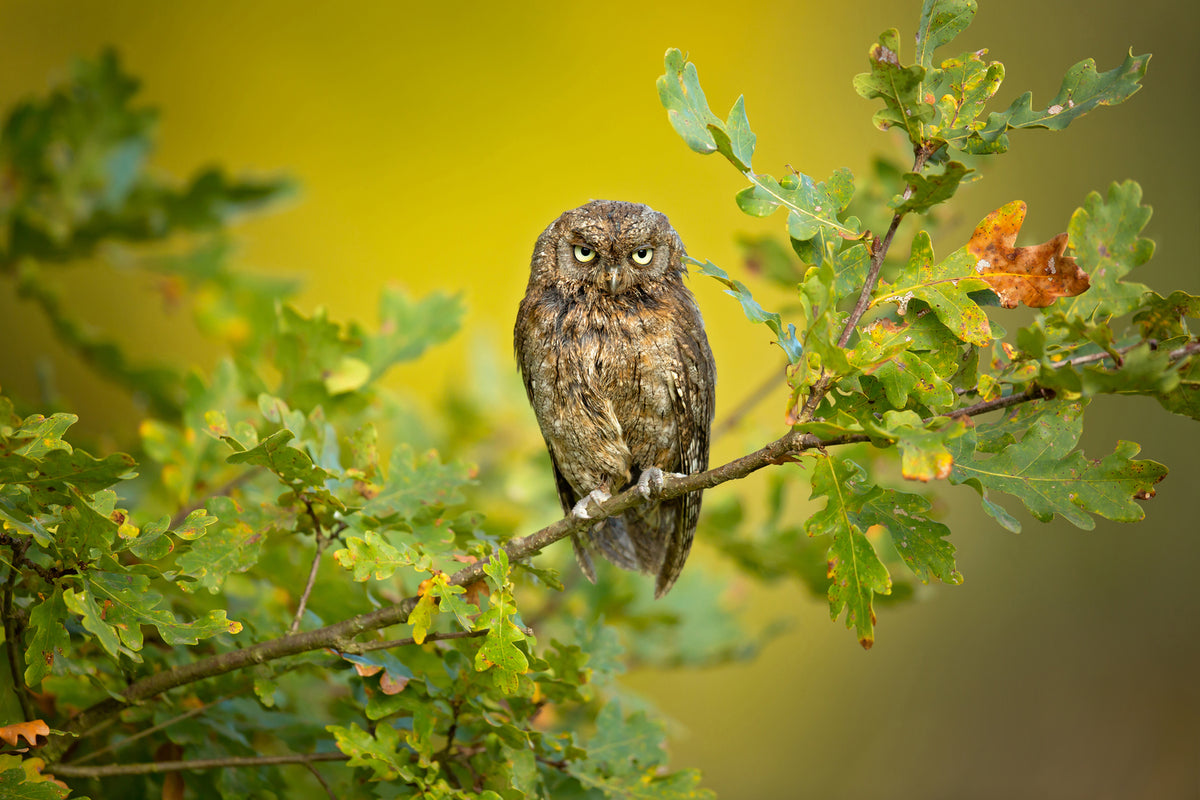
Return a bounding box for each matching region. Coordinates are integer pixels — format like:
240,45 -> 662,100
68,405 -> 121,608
2,1 -> 1197,797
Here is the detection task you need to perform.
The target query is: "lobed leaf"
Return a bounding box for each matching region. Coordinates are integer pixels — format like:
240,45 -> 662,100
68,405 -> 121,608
805,456 -> 893,648
949,400 -> 1167,530
874,231 -> 992,346
1061,180 -> 1155,319
964,51 -> 1149,154
967,201 -> 1090,309
853,28 -> 932,144
24,590 -> 70,686
915,0 -> 978,69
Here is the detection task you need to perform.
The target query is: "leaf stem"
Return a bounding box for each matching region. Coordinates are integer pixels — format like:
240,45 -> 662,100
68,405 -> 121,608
290,500 -> 332,634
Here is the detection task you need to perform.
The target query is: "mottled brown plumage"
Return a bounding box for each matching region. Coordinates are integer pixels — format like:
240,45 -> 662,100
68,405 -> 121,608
514,200 -> 716,597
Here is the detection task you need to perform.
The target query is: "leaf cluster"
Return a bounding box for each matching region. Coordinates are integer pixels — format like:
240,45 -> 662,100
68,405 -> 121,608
659,0 -> 1182,648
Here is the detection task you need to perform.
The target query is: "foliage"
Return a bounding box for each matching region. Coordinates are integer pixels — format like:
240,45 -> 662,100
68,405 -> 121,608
0,1 -> 1190,797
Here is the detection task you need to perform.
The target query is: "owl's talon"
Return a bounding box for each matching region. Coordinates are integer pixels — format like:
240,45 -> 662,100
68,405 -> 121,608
637,467 -> 664,500
571,488 -> 612,521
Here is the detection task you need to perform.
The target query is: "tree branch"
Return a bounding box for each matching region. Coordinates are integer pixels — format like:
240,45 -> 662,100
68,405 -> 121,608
45,378 -> 1066,762
2,561 -> 35,722
836,144 -> 934,349
50,751 -> 350,778
339,629 -> 487,654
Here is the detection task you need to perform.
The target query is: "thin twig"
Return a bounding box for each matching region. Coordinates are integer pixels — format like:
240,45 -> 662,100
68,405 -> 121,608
836,145 -> 933,349
50,751 -> 350,778
290,501 -> 331,634
302,760 -> 339,800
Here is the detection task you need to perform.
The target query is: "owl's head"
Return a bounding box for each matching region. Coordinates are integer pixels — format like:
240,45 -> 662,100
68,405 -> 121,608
532,200 -> 685,296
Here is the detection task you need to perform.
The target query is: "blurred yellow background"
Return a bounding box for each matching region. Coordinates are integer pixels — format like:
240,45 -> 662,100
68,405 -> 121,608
2,0 -> 1197,797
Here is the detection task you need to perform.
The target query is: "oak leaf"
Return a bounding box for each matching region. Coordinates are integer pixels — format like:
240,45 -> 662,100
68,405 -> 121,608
0,719 -> 50,748
968,201 -> 1090,308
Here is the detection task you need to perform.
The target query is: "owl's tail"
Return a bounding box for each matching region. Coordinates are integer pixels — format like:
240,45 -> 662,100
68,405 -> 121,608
581,516 -> 644,575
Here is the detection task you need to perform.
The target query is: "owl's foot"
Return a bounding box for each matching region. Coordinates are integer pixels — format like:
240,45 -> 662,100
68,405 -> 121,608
571,488 -> 612,521
637,467 -> 664,500
636,467 -> 685,500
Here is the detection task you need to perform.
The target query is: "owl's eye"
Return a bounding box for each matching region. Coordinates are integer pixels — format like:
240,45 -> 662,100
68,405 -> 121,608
631,247 -> 654,265
573,245 -> 596,263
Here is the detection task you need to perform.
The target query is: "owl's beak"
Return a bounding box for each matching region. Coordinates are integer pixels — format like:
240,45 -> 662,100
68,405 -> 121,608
605,268 -> 622,295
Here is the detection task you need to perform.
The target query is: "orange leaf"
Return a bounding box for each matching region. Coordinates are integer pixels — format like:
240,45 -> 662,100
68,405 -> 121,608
379,671 -> 410,695
967,201 -> 1090,308
0,718 -> 50,747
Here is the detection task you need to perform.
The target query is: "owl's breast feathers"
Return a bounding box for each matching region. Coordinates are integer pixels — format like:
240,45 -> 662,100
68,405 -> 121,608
516,281 -> 711,497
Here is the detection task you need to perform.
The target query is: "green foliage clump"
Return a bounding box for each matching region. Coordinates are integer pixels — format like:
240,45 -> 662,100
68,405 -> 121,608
0,1 -> 1193,797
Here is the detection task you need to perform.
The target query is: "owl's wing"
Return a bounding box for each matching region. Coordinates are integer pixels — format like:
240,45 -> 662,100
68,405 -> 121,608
654,318 -> 716,598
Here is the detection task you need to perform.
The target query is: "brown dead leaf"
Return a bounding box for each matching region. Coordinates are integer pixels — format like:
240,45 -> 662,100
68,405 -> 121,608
0,719 -> 49,748
967,201 -> 1090,308
379,671 -> 410,695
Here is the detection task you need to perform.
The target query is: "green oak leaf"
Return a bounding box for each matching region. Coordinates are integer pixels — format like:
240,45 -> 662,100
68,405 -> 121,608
873,231 -> 992,346
929,50 -> 1005,149
915,0 -> 978,69
224,429 -> 332,490
735,168 -> 860,243
949,400 -> 1167,531
355,287 -> 464,381
24,589 -> 70,686
9,412 -> 77,458
853,28 -> 932,144
362,444 -> 472,524
1155,356 -> 1200,421
175,495 -> 269,592
334,529 -> 429,582
1133,290 -> 1200,340
327,722 -> 415,782
657,48 -> 723,156
67,571 -> 242,661
585,702 -> 664,771
859,485 -> 961,585
0,754 -> 73,800
474,550 -> 529,693
1060,180 -> 1155,320
805,455 -> 893,648
892,161 -> 974,213
964,51 -> 1149,154
871,410 -> 970,482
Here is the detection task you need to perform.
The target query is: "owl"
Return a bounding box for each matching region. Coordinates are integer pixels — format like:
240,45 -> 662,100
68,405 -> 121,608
514,200 -> 716,597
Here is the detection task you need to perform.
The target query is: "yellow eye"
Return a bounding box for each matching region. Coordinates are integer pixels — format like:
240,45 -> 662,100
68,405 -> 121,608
573,245 -> 596,263
631,247 -> 654,265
